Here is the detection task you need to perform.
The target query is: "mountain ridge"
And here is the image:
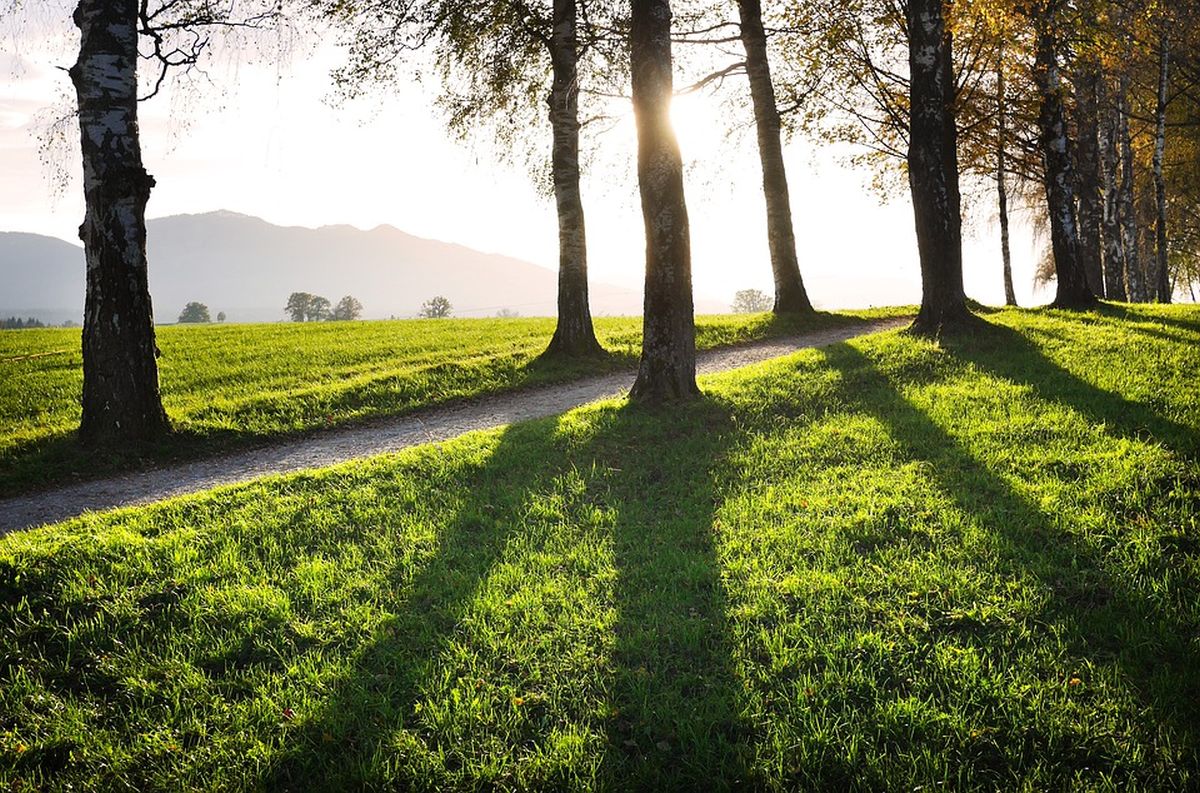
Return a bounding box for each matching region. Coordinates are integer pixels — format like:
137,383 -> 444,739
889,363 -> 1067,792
0,211 -> 674,323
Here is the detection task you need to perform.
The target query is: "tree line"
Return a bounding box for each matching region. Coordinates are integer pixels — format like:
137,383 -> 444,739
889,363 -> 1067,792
772,0 -> 1200,308
285,293 -> 365,322
0,317 -> 48,330
31,0 -> 1198,446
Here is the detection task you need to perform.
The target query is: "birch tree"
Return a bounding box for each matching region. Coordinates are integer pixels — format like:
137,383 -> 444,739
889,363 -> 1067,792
1150,26 -> 1170,301
627,0 -> 819,315
906,0 -> 973,333
628,0 -> 699,401
1072,64 -> 1106,296
1027,0 -> 1096,308
544,0 -> 604,354
1098,70 -> 1127,299
734,0 -> 814,314
773,0 -> 1030,318
1116,65 -> 1145,299
64,0 -> 279,443
320,0 -> 622,358
996,51 -> 1018,306
71,0 -> 171,442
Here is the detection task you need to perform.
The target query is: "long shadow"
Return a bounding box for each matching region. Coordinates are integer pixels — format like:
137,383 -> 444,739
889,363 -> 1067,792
591,399 -> 753,789
821,342 -> 1200,784
1085,304 -> 1200,346
1106,322 -> 1200,346
262,399 -> 752,789
263,418 -> 574,789
940,316 -> 1199,456
1094,303 -> 1200,336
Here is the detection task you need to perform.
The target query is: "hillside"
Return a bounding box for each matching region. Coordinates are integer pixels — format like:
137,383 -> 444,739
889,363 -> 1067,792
0,232 -> 83,325
0,211 -> 655,322
0,306 -> 1196,789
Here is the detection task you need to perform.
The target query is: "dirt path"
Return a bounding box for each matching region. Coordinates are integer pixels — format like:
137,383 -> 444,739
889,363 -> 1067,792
0,319 -> 906,533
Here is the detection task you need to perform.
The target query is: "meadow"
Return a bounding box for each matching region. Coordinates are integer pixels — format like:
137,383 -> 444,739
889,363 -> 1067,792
1,304 -> 1197,790
0,311 -> 887,495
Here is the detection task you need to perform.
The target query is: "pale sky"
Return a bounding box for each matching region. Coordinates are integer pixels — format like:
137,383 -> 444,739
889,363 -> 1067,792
0,10 -> 1050,312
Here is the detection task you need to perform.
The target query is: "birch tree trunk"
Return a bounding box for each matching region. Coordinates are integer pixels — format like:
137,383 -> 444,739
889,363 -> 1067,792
997,58 -> 1017,306
1117,69 -> 1144,301
69,0 -> 170,443
1071,66 -> 1106,296
906,0 -> 972,334
736,0 -> 813,314
1152,32 -> 1171,303
1033,21 -> 1095,308
543,0 -> 604,357
628,0 -> 698,403
1099,75 -> 1126,300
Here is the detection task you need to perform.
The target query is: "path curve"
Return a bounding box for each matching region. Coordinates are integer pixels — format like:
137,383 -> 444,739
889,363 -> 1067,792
0,319 -> 906,533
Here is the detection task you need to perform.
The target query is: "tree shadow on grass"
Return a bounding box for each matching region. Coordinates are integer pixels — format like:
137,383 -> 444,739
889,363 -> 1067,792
1094,303 -> 1200,336
1076,304 -> 1200,357
0,429 -> 229,499
263,398 -> 751,789
735,310 -> 864,339
262,419 -> 574,790
1103,322 -> 1200,346
821,342 -> 1200,784
939,317 -> 1199,456
591,399 -> 753,789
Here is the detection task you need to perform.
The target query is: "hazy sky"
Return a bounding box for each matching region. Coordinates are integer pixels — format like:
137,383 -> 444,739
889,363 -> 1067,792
0,12 -> 1051,312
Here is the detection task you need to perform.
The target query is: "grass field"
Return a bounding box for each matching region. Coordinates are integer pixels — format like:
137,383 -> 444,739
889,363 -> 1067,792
1,304 -> 1197,790
0,311 -> 895,496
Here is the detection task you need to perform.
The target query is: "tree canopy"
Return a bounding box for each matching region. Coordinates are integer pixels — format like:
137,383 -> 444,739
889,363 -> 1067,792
419,295 -> 453,318
178,302 -> 212,323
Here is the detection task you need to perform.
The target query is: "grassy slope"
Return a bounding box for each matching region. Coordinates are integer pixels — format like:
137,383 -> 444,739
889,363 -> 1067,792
1,304 -> 1197,790
0,311 -> 903,495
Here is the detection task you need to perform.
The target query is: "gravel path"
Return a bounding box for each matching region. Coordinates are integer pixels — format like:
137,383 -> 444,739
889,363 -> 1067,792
0,319 -> 905,533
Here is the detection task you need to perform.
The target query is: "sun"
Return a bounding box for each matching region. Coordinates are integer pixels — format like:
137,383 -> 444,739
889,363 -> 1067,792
669,92 -> 726,159
594,89 -> 726,162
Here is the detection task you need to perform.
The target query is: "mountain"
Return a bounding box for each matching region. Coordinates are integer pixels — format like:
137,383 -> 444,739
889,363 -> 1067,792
0,232 -> 85,325
0,211 -> 652,323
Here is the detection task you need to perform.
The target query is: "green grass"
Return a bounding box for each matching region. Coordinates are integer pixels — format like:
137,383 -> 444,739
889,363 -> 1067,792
1,303 -> 1197,790
0,311 -> 902,496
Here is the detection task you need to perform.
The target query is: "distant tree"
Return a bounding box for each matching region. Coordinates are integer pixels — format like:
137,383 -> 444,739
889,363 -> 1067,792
495,308 -> 521,318
286,292 -> 333,322
217,311 -> 226,322
731,289 -> 773,313
332,295 -> 364,321
62,320 -> 80,328
307,296 -> 332,322
285,292 -> 312,322
177,302 -> 212,323
1,317 -> 47,329
628,0 -> 698,403
419,296 -> 453,318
